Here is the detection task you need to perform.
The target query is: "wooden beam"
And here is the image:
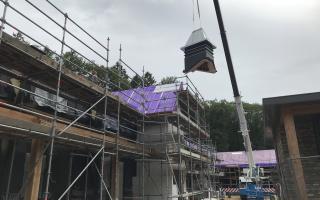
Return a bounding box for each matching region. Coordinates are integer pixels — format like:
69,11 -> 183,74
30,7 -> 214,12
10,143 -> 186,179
25,139 -> 44,200
286,103 -> 320,116
282,109 -> 307,200
0,106 -> 149,155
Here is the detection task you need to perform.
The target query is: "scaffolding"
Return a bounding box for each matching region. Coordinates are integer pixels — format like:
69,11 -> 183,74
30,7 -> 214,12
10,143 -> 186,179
0,1 -> 216,200
126,76 -> 216,200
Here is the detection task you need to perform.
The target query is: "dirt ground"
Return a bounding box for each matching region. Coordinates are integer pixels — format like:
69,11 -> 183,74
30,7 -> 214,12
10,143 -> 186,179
223,196 -> 241,200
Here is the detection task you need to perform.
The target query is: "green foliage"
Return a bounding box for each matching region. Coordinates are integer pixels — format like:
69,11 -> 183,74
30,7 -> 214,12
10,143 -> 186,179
206,100 -> 273,152
160,76 -> 178,84
130,74 -> 142,88
130,71 -> 156,88
62,51 -> 157,91
107,63 -> 131,91
143,72 -> 156,86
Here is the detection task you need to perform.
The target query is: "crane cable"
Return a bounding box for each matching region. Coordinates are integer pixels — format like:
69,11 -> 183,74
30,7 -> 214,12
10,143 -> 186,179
192,0 -> 195,27
192,0 -> 202,28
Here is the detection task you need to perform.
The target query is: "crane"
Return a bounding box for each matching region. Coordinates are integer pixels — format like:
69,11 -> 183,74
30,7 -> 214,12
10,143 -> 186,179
212,1 -> 264,199
181,0 -> 265,199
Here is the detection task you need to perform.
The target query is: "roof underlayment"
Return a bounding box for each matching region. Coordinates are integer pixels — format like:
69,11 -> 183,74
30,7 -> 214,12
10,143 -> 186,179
112,83 -> 185,114
215,149 -> 277,168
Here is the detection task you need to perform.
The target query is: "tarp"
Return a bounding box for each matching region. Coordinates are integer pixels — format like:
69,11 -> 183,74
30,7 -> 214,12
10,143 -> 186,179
33,87 -> 68,113
112,83 -> 184,114
0,74 -> 15,100
32,87 -> 118,131
215,149 -> 277,168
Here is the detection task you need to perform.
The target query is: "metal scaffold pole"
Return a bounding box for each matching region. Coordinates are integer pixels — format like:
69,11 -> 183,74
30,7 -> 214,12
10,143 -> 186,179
112,44 -> 122,200
176,85 -> 183,199
197,95 -> 204,197
44,13 -> 68,200
0,0 -> 8,44
5,140 -> 16,200
101,36 -> 110,200
142,66 -> 145,200
186,81 -> 194,200
164,116 -> 169,198
58,147 -> 105,200
67,153 -> 73,200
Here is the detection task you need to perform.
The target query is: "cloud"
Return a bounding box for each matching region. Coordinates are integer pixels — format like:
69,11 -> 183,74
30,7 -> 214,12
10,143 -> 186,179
4,0 -> 320,103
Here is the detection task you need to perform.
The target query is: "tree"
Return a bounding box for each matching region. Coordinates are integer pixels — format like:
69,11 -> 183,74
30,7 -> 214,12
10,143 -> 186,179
143,72 -> 156,86
60,51 -> 155,91
130,71 -> 156,88
206,100 -> 273,152
62,51 -> 130,91
160,76 -> 178,85
106,63 -> 131,91
130,74 -> 142,88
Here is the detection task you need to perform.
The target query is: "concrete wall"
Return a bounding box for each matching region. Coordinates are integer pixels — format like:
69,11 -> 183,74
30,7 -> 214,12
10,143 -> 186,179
132,160 -> 189,200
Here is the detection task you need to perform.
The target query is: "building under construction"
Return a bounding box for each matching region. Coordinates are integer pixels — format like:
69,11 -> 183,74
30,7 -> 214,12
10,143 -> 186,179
0,1 -> 215,199
215,150 -> 277,195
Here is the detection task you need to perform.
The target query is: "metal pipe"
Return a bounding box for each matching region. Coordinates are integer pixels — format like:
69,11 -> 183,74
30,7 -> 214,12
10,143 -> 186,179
5,140 -> 16,200
0,1 -> 148,101
0,20 -> 107,86
57,147 -> 104,200
46,0 -> 109,51
186,82 -> 195,200
142,66 -> 145,200
119,59 -> 143,80
176,87 -> 183,199
3,1 -> 106,73
0,0 -> 9,44
26,0 -> 108,62
101,36 -> 110,200
89,153 -> 113,200
57,94 -> 107,136
67,153 -> 73,200
44,14 -> 68,200
0,79 -> 109,122
84,157 -> 89,200
0,100 -> 116,138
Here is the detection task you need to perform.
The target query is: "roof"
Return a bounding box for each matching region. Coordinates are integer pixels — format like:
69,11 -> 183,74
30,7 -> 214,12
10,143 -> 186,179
263,92 -> 320,106
215,149 -> 277,168
112,83 -> 185,114
263,92 -> 320,134
181,28 -> 216,50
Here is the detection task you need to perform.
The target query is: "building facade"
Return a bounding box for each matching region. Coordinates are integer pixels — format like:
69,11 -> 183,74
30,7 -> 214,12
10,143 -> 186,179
264,92 -> 320,200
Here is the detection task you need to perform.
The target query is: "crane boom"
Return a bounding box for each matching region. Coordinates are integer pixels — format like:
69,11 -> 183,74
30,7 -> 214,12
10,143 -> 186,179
212,0 -> 256,175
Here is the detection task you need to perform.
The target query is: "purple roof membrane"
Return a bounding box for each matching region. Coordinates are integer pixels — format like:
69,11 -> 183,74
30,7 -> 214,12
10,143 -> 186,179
112,83 -> 185,114
215,149 -> 277,168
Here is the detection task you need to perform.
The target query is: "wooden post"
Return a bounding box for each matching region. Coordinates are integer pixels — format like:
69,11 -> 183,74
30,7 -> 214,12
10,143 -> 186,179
282,109 -> 307,200
111,156 -> 119,200
25,139 -> 44,200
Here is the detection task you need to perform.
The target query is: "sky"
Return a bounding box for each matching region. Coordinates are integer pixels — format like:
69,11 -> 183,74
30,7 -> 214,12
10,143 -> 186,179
3,0 -> 320,103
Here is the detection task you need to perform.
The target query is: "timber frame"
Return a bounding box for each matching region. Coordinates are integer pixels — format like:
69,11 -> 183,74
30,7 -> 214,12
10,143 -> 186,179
264,92 -> 320,200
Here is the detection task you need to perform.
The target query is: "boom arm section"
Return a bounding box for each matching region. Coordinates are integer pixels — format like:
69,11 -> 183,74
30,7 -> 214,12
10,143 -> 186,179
213,0 -> 256,178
